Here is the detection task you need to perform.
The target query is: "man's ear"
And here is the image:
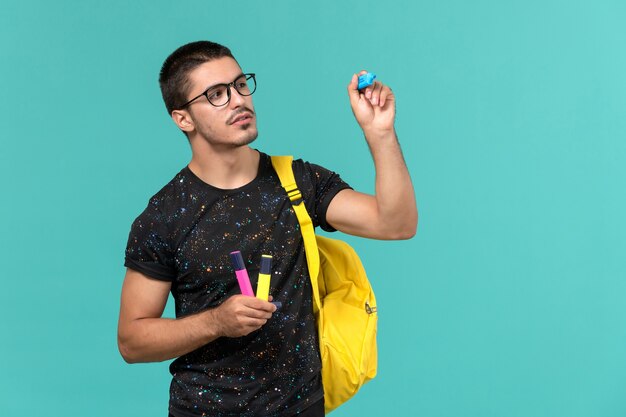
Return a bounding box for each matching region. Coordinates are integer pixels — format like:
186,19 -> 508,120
171,109 -> 195,133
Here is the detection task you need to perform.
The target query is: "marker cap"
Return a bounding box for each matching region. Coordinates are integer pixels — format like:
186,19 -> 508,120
358,72 -> 376,90
260,255 -> 273,275
229,251 -> 245,270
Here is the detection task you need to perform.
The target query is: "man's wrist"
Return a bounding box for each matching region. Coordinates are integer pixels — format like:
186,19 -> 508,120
363,127 -> 397,144
198,308 -> 223,342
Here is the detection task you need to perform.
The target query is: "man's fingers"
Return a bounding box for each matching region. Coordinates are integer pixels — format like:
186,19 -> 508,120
379,86 -> 389,107
243,307 -> 274,320
241,317 -> 268,328
237,295 -> 277,312
375,83 -> 388,107
221,295 -> 274,317
369,81 -> 383,106
349,71 -> 387,108
347,74 -> 361,106
364,82 -> 393,108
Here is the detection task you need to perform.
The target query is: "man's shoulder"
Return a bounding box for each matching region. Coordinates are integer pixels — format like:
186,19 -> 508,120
290,157 -> 340,180
132,167 -> 197,224
147,167 -> 190,205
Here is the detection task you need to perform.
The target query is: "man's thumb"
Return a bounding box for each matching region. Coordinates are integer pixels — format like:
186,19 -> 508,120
347,73 -> 361,105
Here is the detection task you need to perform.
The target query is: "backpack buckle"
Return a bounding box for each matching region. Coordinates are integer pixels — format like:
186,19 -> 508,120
365,302 -> 377,314
285,182 -> 303,205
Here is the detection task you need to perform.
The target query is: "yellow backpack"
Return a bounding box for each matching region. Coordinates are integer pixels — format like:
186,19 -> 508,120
271,156 -> 378,413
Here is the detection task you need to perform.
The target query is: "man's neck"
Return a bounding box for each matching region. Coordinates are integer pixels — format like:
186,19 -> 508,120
188,145 -> 260,190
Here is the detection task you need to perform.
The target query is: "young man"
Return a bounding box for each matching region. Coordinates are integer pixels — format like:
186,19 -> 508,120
118,41 -> 417,417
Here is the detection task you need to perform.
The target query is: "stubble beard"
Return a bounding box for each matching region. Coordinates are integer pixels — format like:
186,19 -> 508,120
232,124 -> 258,147
197,122 -> 259,149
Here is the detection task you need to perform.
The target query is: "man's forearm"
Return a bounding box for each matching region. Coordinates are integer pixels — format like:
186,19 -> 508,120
118,294 -> 276,363
365,128 -> 418,239
118,309 -> 220,363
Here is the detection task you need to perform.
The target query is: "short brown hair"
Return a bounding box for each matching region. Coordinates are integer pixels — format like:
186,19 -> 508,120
159,41 -> 235,115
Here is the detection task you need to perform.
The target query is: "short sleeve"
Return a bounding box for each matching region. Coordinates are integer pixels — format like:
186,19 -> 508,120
294,160 -> 352,232
124,200 -> 177,281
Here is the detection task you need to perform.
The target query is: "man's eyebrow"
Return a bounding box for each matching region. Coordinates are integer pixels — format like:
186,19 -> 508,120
202,72 -> 246,92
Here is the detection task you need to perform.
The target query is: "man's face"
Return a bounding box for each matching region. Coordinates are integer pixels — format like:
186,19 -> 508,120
181,57 -> 258,148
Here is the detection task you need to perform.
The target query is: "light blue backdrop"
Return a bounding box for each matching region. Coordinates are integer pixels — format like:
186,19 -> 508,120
1,1 -> 625,416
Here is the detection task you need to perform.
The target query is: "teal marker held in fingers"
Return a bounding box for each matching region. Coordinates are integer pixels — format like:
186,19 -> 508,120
358,72 -> 376,90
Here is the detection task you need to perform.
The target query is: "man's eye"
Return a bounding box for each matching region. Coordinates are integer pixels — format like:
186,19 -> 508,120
208,89 -> 224,100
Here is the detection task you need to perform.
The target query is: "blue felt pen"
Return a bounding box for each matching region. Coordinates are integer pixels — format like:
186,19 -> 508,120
358,72 -> 376,90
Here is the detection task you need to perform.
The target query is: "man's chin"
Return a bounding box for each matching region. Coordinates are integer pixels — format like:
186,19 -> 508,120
234,129 -> 258,147
196,128 -> 258,148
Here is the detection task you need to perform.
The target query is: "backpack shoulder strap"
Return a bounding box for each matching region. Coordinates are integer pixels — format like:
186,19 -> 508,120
271,155 -> 322,313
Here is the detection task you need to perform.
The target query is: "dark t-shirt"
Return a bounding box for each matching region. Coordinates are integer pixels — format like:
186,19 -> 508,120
124,152 -> 351,417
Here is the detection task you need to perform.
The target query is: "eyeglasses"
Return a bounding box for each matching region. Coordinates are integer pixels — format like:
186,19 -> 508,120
178,73 -> 257,108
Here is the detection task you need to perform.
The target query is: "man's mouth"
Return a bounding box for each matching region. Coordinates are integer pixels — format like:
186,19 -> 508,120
228,111 -> 254,125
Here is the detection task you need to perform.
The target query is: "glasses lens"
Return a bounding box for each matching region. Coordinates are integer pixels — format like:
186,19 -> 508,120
235,74 -> 256,96
206,85 -> 229,106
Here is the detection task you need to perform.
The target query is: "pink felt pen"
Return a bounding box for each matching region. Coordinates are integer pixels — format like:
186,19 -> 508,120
229,251 -> 255,296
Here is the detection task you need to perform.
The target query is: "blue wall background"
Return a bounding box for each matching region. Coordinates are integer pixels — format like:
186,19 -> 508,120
1,1 -> 625,416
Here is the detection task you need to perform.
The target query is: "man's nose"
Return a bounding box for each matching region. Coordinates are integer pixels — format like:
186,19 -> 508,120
228,85 -> 246,107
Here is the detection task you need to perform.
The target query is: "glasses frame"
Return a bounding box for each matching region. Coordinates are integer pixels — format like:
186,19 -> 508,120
178,73 -> 256,109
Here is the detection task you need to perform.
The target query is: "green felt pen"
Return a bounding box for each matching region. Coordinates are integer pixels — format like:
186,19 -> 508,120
256,255 -> 272,301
